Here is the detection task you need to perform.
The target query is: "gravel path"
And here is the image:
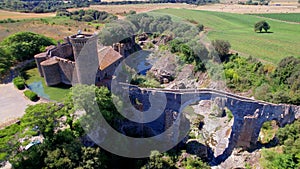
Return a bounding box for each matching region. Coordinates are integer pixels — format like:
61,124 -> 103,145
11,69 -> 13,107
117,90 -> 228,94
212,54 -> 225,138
0,83 -> 37,127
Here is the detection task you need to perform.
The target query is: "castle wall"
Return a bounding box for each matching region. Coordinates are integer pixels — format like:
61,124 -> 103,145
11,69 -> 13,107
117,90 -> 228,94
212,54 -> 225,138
56,57 -> 76,85
41,58 -> 61,86
70,34 -> 99,85
96,59 -> 122,82
34,52 -> 47,77
48,43 -> 73,59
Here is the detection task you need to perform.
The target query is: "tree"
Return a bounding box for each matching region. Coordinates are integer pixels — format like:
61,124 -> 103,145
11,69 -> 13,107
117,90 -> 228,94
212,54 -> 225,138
1,32 -> 55,61
254,21 -> 270,33
211,39 -> 231,61
0,47 -> 11,75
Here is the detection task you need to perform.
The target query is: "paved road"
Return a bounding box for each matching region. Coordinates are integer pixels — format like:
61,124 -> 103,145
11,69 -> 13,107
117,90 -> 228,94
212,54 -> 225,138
0,83 -> 37,126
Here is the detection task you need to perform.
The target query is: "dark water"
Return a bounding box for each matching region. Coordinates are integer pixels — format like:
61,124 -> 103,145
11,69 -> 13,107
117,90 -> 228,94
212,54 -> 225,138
130,50 -> 154,75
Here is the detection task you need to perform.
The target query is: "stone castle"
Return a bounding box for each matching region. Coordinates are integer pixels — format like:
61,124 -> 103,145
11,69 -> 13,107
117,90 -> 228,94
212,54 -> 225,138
35,33 -> 138,87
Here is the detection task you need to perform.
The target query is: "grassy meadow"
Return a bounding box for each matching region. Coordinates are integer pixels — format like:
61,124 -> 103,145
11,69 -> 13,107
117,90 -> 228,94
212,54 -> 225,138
253,13 -> 300,23
152,9 -> 300,64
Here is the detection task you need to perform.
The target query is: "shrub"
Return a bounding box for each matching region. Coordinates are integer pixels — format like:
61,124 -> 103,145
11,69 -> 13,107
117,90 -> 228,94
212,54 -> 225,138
13,77 -> 25,90
24,90 -> 38,101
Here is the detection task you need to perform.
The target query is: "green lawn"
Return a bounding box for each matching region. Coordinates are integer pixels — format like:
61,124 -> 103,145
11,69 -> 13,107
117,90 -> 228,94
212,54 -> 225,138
253,13 -> 300,23
151,9 -> 300,64
24,68 -> 70,102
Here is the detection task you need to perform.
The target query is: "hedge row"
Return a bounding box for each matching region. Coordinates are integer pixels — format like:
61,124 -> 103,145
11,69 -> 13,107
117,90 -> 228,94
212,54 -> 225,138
13,77 -> 25,90
24,90 -> 38,101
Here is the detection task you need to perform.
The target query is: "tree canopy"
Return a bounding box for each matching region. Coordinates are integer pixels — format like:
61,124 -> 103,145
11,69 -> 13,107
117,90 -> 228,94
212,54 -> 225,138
1,32 -> 55,61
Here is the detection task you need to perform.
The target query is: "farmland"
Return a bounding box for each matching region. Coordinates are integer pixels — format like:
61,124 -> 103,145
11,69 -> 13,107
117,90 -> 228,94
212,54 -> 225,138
253,13 -> 300,23
78,4 -> 300,15
0,10 -> 55,20
0,16 -> 97,41
152,8 -> 300,64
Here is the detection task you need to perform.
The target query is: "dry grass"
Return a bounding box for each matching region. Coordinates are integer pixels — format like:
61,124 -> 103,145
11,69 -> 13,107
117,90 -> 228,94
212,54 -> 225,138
68,3 -> 199,17
0,17 -> 98,41
70,3 -> 300,16
0,10 -> 55,20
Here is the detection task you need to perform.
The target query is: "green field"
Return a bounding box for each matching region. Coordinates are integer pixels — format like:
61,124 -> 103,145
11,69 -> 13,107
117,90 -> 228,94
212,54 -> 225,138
253,13 -> 300,23
152,9 -> 300,64
25,68 -> 70,102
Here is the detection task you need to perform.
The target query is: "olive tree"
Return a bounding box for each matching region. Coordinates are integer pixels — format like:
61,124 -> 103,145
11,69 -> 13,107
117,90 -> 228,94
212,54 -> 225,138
254,21 -> 270,33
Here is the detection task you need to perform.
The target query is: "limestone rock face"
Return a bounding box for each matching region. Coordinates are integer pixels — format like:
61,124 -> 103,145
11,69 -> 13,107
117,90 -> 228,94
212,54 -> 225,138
149,54 -> 177,84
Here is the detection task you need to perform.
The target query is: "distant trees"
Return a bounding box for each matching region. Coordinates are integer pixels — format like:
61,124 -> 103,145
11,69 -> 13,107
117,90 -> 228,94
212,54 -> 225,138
0,0 -> 90,13
254,21 -> 270,32
57,9 -> 117,23
1,32 -> 55,61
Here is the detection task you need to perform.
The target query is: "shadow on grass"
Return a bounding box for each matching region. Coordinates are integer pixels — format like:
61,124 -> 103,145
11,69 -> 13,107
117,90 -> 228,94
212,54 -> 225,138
51,83 -> 72,89
256,31 -> 274,34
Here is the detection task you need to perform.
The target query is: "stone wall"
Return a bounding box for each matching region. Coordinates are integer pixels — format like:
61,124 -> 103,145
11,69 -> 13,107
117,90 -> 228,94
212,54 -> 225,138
121,84 -> 300,164
41,58 -> 61,86
34,52 -> 47,77
56,57 -> 76,85
48,43 -> 73,59
96,59 -> 122,82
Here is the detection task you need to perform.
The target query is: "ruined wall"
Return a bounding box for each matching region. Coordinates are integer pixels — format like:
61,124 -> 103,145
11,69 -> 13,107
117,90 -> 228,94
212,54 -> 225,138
113,36 -> 141,58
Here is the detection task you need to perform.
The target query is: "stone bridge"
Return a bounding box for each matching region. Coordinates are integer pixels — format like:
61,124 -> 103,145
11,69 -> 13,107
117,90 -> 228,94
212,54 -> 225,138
115,83 -> 300,164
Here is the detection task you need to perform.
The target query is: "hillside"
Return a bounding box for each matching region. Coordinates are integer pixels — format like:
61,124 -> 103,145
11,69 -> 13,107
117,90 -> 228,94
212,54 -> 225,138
152,8 -> 300,63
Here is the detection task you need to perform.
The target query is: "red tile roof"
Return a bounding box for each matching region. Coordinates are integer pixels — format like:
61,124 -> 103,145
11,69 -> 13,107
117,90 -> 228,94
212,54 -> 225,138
98,46 -> 123,70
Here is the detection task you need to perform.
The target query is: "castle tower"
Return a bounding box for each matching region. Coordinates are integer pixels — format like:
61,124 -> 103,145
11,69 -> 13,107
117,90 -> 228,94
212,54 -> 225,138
34,52 -> 47,77
41,57 -> 61,86
69,33 -> 99,85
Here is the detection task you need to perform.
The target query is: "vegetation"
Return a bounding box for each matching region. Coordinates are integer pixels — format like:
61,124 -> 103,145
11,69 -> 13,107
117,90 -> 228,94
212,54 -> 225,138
153,9 -> 300,64
254,20 -> 270,33
1,32 -> 55,61
57,9 -> 117,23
0,0 -> 89,13
253,13 -> 300,23
0,18 -> 20,23
23,90 -> 38,101
223,55 -> 300,105
131,75 -> 161,88
13,76 -> 25,90
260,120 -> 300,169
0,47 -> 11,76
211,39 -> 231,62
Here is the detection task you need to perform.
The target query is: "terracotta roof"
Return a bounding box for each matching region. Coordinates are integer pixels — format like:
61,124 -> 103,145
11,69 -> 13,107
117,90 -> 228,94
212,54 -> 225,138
98,46 -> 123,70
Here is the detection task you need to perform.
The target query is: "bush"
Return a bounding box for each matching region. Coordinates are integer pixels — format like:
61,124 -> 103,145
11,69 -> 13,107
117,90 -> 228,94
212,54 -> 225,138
13,77 -> 25,90
24,90 -> 38,101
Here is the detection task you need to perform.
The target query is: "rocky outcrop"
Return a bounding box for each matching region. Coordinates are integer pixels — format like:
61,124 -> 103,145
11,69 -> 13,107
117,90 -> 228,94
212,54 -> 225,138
148,53 -> 177,84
